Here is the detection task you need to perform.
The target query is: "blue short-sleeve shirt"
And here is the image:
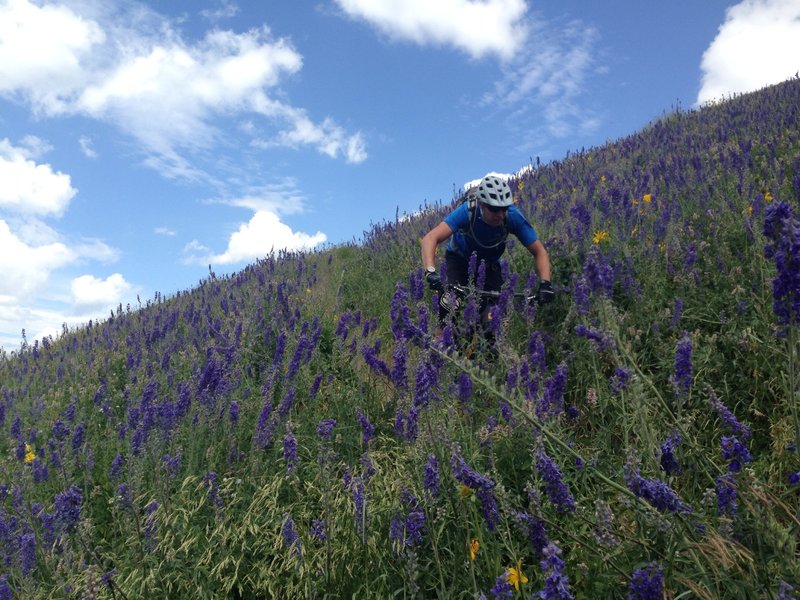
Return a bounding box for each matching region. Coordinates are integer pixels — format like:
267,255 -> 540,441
443,202 -> 538,263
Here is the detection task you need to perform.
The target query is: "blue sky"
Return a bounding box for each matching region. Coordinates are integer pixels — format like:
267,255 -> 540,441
1,0 -> 799,351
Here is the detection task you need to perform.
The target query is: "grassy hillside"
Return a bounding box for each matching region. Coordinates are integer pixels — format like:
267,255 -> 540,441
1,77 -> 799,599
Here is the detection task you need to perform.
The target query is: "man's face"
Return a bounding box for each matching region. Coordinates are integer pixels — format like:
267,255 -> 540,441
480,203 -> 508,226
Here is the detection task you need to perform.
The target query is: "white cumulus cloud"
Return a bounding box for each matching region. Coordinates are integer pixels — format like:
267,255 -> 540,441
0,137 -> 77,217
0,218 -> 75,301
697,0 -> 800,105
71,273 -> 134,309
183,210 -> 327,266
0,0 -> 368,177
333,0 -> 528,60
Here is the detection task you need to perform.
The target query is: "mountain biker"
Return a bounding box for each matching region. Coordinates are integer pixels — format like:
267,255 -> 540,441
420,174 -> 553,330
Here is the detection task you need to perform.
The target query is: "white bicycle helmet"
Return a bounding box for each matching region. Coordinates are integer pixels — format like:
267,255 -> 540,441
475,174 -> 514,207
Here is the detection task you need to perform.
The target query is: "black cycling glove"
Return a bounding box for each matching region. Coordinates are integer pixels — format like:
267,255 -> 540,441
537,280 -> 554,305
425,270 -> 444,293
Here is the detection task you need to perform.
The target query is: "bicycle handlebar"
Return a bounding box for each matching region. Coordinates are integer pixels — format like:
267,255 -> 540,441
448,283 -> 539,305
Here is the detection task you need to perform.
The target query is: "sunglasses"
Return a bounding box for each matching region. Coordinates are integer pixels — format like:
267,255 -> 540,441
481,203 -> 508,214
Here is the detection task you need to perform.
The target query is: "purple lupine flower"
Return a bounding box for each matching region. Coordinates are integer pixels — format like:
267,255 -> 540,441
32,459 -> 49,484
627,562 -> 663,600
610,367 -> 632,395
490,574 -> 514,599
593,499 -> 619,548
440,324 -> 456,350
672,332 -> 693,398
417,303 -> 431,337
528,331 -> 547,373
500,399 -> 513,423
763,202 -> 800,328
15,440 -> 26,462
776,581 -> 796,600
228,401 -> 239,426
624,460 -> 692,514
278,387 -> 296,418
393,408 -> 405,439
282,514 -> 302,558
720,436 -> 752,473
356,409 -> 375,446
534,447 -> 576,513
670,297 -> 684,329
536,542 -> 573,600
468,252 -> 478,282
352,476 -> 368,536
286,338 -> 306,380
457,372 -> 473,406
272,332 -> 288,369
789,472 -> 800,485
116,483 -> 133,512
360,452 -> 376,482
463,296 -> 480,329
391,341 -> 409,390
362,343 -> 391,378
0,575 -> 10,600
20,532 -> 36,575
537,362 -> 568,420
390,284 -> 412,341
423,454 -> 440,497
316,418 -> 336,440
51,418 -> 69,441
309,372 -> 324,400
54,485 -> 82,533
309,519 -> 327,543
710,394 -> 752,441
574,324 -> 616,351
476,259 -> 487,290
716,474 -> 738,517
573,276 -> 590,316
409,268 -> 424,303
659,430 -> 682,475
176,382 -> 192,419
101,569 -> 118,590
450,451 -> 500,530
405,405 -> 420,442
413,361 -> 437,408
583,247 -> 614,295
515,511 -> 550,558
404,508 -> 425,547
389,513 -> 404,547
71,423 -> 85,452
283,430 -> 298,475
110,453 -> 124,480
254,402 -> 274,448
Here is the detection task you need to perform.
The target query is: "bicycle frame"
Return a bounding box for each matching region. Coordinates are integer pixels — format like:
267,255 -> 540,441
444,283 -> 539,310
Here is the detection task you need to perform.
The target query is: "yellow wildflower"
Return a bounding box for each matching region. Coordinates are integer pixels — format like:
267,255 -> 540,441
764,191 -> 774,202
517,181 -> 524,191
24,443 -> 36,464
459,484 -> 473,498
746,204 -> 753,216
600,175 -> 606,182
592,230 -> 610,245
643,193 -> 652,204
469,539 -> 480,561
506,562 -> 528,591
